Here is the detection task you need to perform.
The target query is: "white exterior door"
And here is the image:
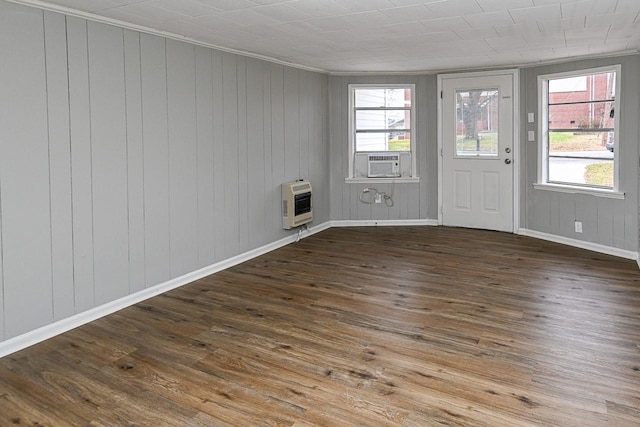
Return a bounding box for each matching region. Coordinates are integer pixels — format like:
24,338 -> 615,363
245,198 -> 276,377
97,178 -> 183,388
440,73 -> 515,232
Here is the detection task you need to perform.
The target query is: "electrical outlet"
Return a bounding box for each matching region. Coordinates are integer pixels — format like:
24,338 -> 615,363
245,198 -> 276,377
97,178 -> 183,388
574,221 -> 583,233
375,193 -> 382,204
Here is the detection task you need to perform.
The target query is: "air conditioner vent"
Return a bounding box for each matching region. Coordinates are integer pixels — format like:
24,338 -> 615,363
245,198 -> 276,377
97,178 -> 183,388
367,153 -> 400,178
368,154 -> 399,162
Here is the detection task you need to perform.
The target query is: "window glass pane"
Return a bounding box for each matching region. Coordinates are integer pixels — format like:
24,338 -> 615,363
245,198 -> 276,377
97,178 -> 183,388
549,131 -> 614,155
548,157 -> 613,188
355,132 -> 411,152
355,109 -> 408,131
548,101 -> 615,130
542,68 -> 618,190
354,88 -> 411,108
456,89 -> 499,157
549,72 -> 616,103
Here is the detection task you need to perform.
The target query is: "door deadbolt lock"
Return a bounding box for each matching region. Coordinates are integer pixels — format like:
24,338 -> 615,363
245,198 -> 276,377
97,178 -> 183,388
505,147 -> 511,153
505,158 -> 512,164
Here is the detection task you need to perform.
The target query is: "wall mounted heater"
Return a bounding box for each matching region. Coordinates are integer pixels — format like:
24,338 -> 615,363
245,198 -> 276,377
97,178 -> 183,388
367,154 -> 400,178
282,180 -> 312,229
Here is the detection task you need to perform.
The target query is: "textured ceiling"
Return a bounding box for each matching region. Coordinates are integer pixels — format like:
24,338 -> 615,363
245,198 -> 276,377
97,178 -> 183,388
13,0 -> 640,73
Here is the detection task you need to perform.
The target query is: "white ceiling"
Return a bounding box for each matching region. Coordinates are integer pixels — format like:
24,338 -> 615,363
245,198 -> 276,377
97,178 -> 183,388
15,0 -> 640,73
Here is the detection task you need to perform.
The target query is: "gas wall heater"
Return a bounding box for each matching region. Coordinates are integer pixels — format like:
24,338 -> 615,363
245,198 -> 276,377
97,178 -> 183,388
367,154 -> 400,178
282,180 -> 312,230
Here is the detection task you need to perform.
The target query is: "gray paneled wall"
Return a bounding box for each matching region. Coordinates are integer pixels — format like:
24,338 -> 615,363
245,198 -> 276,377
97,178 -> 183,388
521,55 -> 639,251
328,75 -> 438,221
0,1 -> 329,342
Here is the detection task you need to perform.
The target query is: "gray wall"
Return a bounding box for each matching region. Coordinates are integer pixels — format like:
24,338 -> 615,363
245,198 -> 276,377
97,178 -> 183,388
520,55 -> 640,251
0,0 -> 638,348
0,1 -> 329,342
328,56 -> 640,254
328,75 -> 438,221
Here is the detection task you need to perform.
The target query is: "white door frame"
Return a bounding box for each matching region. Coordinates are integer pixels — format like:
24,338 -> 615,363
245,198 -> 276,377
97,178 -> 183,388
437,69 -> 520,232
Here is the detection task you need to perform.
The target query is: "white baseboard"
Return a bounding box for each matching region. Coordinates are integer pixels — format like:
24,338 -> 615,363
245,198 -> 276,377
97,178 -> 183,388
331,219 -> 438,227
2,220 -> 635,358
0,221 -> 331,359
516,228 -> 639,261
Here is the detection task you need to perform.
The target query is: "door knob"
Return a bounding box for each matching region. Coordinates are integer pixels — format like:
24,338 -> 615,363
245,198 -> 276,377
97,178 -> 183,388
505,158 -> 512,164
505,147 -> 511,153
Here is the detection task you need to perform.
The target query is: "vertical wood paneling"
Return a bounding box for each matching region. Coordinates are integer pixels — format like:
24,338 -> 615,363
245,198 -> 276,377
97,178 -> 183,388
44,11 -> 74,320
329,75 -> 431,222
397,184 -> 409,219
236,57 -> 249,251
524,56 -> 639,251
246,58 -> 266,244
339,78 -> 352,220
270,64 -> 285,232
558,198 -> 575,239
613,199 -> 627,249
388,183 -> 401,220
140,34 -> 171,286
422,74 -> 437,219
222,53 -> 240,257
284,67 -> 300,182
298,71 -> 310,181
88,22 -> 129,305
329,77 -> 343,220
262,63 -> 275,236
597,197 -> 614,247
407,183 -> 420,218
0,189 -> 3,341
167,40 -> 198,277
195,46 -> 215,266
123,29 -> 146,294
211,50 -> 225,261
575,194 -> 598,242
0,3 -> 53,336
0,2 -> 331,347
310,74 -> 327,223
67,16 -> 95,312
547,192 -> 560,235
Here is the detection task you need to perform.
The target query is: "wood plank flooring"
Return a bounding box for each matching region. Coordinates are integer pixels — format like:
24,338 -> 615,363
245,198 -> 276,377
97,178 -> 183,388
1,226 -> 639,426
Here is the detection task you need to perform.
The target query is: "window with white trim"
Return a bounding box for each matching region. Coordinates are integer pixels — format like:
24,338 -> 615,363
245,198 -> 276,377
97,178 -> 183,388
348,84 -> 417,180
538,66 -> 620,192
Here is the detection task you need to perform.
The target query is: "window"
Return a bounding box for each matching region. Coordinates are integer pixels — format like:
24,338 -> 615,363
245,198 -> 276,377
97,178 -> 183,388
347,84 -> 417,181
538,66 -> 620,194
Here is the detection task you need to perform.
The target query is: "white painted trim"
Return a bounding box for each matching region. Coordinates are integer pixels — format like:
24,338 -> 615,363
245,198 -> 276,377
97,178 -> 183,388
0,221 -> 331,358
536,64 -> 622,193
532,183 -> 625,199
2,219 -> 636,358
517,228 -> 638,260
344,177 -> 420,184
512,70 -> 521,232
328,51 -> 639,75
7,0 -> 639,76
6,0 -> 327,75
331,219 -> 438,227
347,84 -> 417,180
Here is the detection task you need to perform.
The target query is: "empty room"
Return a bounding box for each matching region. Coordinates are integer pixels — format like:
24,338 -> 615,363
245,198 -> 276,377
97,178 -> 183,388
0,0 -> 639,425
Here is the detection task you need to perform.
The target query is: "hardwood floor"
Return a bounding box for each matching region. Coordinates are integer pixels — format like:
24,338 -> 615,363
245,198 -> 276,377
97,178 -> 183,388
1,226 -> 639,426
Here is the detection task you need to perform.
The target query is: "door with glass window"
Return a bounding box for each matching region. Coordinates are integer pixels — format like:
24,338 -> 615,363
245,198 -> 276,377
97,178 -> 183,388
440,73 -> 514,232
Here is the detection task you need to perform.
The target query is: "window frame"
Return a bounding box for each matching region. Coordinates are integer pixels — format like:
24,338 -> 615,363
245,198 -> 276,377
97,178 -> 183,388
347,84 -> 417,182
536,65 -> 623,198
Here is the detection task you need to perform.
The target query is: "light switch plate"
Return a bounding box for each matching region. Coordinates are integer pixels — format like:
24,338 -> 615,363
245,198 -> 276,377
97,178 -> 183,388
528,112 -> 534,123
528,130 -> 535,141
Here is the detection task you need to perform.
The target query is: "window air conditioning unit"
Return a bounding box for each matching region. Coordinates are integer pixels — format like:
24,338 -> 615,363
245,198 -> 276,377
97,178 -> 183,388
282,180 -> 312,230
367,154 -> 400,178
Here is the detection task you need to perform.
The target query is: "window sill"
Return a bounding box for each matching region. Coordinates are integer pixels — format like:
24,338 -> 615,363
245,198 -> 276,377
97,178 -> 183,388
345,177 -> 420,184
533,183 -> 625,199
